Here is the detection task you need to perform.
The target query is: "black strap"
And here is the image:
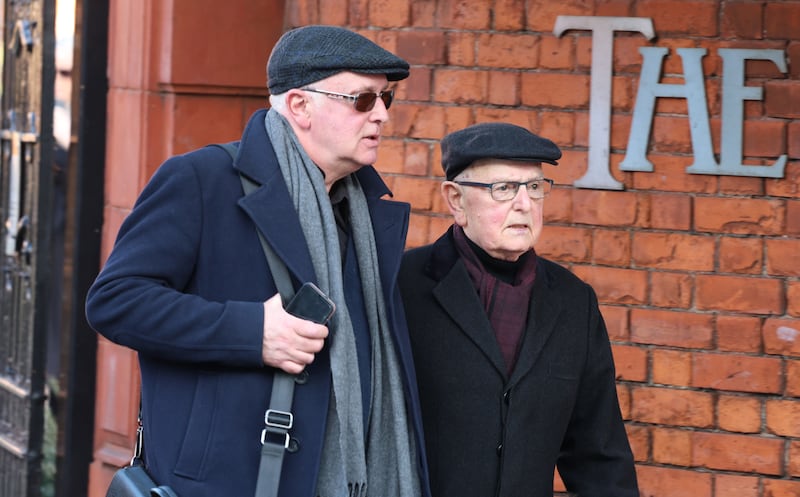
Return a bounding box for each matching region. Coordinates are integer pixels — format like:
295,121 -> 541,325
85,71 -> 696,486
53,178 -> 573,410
217,141 -> 296,497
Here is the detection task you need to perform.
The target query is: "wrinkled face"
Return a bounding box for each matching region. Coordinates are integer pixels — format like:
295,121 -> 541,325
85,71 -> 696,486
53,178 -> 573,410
443,160 -> 547,261
301,71 -> 392,183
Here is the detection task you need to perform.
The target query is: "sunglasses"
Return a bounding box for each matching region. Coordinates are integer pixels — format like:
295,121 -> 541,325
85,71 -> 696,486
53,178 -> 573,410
302,88 -> 394,112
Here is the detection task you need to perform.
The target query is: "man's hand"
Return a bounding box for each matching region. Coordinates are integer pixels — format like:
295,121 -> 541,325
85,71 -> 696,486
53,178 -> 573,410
262,293 -> 329,374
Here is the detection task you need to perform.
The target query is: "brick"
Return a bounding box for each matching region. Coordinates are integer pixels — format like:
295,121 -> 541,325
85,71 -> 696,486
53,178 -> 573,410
406,213 -> 431,249
572,190 -> 643,227
635,0 -> 719,36
617,384 -> 631,419
652,427 -> 692,465
765,2 -> 800,39
695,197 -> 785,236
790,282 -> 800,318
539,111 -> 576,147
391,176 -> 440,211
721,1 -> 764,40
631,154 -> 718,194
766,162 -> 800,200
763,478 -> 800,496
718,175 -> 765,197
696,274 -> 783,314
650,272 -> 693,309
788,360 -> 800,398
395,31 -> 446,65
572,266 -> 648,305
520,73 -> 590,108
763,318 -> 800,358
649,193 -> 692,230
651,115 -> 694,154
719,237 -> 763,275
612,344 -> 648,382
526,0 -> 591,32
765,82 -> 800,120
789,199 -> 800,235
691,432 -> 783,475
766,399 -> 800,437
631,309 -> 714,349
541,187 -> 571,224
766,239 -> 800,277
626,424 -> 649,462
539,34 -> 574,70
445,31 -> 476,66
743,119 -> 789,158
410,1 -> 435,27
635,464 -> 712,497
652,349 -> 691,386
632,232 -> 715,271
631,386 -> 714,427
436,0 -> 491,30
535,225 -> 591,263
714,474 -> 759,497
486,71 -> 519,106
791,440 -> 800,477
601,304 -> 630,342
433,68 -> 488,104
592,229 -> 631,266
717,315 -> 763,353
692,352 -> 782,394
493,0 -> 525,31
477,33 -> 541,68
404,141 -> 432,177
368,0 -> 409,27
718,395 -> 762,433
376,139 -> 405,174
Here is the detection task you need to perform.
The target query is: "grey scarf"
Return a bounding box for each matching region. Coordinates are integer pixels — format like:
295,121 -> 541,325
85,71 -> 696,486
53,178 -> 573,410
264,110 -> 420,497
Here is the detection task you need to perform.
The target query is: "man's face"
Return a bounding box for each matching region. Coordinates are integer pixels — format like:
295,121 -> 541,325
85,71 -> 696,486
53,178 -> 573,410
444,160 -> 547,261
303,71 -> 392,182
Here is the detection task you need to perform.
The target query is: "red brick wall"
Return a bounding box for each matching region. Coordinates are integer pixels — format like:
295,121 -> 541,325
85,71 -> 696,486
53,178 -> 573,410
287,1 -> 800,496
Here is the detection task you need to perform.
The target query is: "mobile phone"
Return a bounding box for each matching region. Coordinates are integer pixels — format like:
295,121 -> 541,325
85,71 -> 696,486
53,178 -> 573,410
284,282 -> 336,325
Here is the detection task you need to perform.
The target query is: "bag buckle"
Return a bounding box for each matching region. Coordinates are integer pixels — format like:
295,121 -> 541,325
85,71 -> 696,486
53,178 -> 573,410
265,409 -> 293,430
260,409 -> 293,448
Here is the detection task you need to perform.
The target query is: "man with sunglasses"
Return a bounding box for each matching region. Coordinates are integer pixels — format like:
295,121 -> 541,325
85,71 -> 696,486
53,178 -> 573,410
87,25 -> 430,497
399,123 -> 639,497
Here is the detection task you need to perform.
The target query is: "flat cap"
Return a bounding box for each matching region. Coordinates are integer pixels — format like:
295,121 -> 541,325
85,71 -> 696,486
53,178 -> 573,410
267,25 -> 410,95
441,123 -> 561,180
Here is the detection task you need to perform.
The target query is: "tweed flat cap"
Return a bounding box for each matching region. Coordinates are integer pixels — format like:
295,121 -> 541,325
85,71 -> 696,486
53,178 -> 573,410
267,25 -> 410,95
441,122 -> 562,180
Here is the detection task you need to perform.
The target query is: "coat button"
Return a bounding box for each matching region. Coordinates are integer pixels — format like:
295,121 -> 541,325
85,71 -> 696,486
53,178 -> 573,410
503,390 -> 511,404
295,370 -> 309,384
287,437 -> 300,453
496,443 -> 503,456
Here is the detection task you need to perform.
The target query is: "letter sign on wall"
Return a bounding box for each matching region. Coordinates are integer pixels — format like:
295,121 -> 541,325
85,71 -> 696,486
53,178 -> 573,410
555,16 -> 789,191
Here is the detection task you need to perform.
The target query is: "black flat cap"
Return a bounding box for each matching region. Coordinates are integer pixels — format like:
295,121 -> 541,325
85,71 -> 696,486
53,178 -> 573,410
441,123 -> 561,180
267,25 -> 410,95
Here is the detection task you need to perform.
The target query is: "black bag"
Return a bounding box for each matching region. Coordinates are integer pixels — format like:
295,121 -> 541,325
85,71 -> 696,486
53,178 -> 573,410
105,408 -> 178,497
105,462 -> 178,497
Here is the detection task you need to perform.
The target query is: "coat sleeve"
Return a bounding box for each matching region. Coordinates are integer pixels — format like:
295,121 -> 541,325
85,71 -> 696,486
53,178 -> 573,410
555,286 -> 640,497
85,153 -> 265,367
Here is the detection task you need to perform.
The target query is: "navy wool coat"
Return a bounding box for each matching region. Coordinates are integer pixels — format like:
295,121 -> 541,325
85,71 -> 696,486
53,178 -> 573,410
399,228 -> 638,497
86,109 -> 431,497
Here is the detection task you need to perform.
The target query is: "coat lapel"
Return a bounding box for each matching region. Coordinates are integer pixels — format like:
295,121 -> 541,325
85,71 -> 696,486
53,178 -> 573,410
508,260 -> 562,386
232,109 -> 316,286
433,260 -> 507,377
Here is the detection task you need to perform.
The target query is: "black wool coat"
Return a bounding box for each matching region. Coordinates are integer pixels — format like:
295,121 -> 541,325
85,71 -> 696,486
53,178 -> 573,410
399,227 -> 639,497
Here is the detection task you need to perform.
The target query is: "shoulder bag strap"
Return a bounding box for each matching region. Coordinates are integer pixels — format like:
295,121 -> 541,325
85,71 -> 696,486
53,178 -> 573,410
217,141 -> 297,497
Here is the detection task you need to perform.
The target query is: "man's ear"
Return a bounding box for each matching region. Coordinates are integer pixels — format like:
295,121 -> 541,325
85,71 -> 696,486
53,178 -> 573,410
286,90 -> 312,128
441,181 -> 467,226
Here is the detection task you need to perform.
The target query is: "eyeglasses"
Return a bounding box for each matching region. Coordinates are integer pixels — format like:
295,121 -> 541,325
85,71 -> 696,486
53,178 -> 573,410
302,88 -> 394,112
454,179 -> 554,201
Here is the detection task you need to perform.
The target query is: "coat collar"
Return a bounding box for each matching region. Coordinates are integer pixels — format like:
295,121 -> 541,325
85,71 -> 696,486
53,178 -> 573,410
232,109 -> 405,289
424,227 -> 564,384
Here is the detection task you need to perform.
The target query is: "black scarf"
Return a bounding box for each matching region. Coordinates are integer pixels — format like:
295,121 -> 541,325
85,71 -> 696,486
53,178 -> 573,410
453,225 -> 537,375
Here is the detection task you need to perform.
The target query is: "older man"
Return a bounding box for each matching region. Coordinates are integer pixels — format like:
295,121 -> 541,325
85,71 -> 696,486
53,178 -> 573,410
399,123 -> 638,497
87,25 -> 430,497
